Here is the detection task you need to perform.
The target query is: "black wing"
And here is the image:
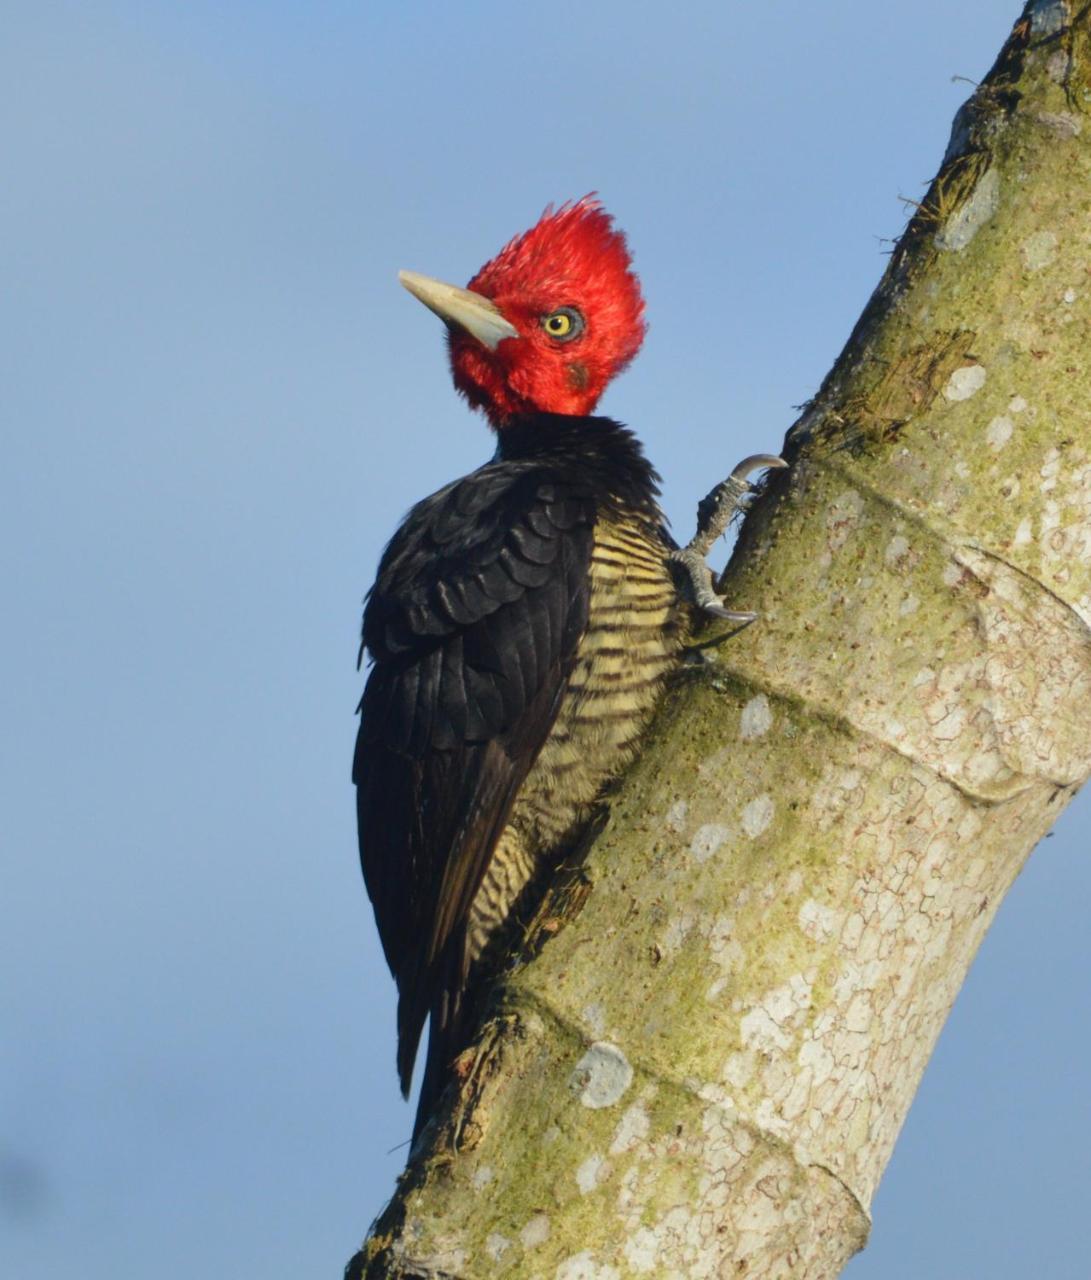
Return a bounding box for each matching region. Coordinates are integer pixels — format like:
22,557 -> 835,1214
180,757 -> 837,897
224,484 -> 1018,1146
353,459 -> 595,1094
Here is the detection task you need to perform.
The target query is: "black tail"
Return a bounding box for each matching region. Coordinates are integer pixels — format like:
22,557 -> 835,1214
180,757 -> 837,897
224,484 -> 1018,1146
411,978 -> 467,1143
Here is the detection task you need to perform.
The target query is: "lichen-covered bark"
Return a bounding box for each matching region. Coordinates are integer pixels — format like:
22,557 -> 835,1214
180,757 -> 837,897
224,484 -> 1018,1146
349,5 -> 1091,1276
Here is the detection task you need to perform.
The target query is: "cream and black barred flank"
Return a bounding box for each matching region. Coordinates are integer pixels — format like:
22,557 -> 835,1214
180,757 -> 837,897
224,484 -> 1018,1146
354,413 -> 680,1137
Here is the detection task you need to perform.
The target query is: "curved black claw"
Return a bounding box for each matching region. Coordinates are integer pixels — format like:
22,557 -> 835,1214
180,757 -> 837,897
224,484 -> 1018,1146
704,605 -> 759,624
729,453 -> 789,485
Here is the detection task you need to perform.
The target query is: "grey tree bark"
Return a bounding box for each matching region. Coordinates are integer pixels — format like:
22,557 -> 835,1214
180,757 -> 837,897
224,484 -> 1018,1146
350,4 -> 1091,1275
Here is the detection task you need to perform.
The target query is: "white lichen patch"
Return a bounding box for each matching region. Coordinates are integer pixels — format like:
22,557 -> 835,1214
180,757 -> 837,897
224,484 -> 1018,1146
1004,313 -> 1046,352
740,795 -> 775,839
664,799 -> 688,833
520,1213 -> 551,1249
811,765 -> 867,834
935,165 -> 999,251
623,1226 -> 661,1273
659,911 -> 696,958
942,561 -> 964,587
799,898 -> 841,942
689,823 -> 730,863
943,363 -> 987,401
555,1251 -> 620,1280
899,594 -> 920,617
1009,395 -> 1028,414
570,1043 -> 634,1109
471,1164 -> 493,1190
722,1050 -> 756,1089
705,975 -> 731,1004
576,1153 -> 611,1195
740,975 -> 813,1054
986,415 -> 1014,449
706,914 -> 744,999
884,534 -> 917,571
609,1100 -> 651,1155
1040,446 -> 1063,493
740,694 -> 773,740
581,1002 -> 606,1038
1021,228 -> 1059,270
485,1232 -> 511,1262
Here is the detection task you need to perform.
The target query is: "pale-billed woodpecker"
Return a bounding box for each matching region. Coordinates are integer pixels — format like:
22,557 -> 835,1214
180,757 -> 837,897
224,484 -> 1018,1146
353,197 -> 784,1141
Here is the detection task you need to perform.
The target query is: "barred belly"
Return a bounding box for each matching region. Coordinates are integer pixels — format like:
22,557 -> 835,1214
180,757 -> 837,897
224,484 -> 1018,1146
466,514 -> 680,961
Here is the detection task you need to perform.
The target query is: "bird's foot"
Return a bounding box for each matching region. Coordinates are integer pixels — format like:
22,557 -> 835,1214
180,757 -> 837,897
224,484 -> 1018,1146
669,454 -> 788,624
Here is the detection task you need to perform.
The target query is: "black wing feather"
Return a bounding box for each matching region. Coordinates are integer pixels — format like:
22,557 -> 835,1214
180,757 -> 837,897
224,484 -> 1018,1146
353,459 -> 595,1097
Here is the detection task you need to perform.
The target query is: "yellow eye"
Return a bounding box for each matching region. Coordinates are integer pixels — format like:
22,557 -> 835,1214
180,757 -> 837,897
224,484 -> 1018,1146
541,307 -> 584,342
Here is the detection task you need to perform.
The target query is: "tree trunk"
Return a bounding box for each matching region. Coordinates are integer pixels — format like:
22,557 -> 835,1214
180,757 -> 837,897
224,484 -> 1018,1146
350,5 -> 1091,1275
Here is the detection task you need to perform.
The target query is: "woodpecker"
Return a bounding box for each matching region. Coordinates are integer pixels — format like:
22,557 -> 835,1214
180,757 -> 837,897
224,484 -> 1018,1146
354,198 -> 781,1141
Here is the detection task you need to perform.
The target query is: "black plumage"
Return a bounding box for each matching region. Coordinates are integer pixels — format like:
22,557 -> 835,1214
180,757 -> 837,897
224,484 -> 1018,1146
354,414 -> 669,1135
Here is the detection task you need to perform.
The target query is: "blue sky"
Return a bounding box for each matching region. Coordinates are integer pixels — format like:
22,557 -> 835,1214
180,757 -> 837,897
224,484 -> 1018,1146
3,2 -> 1087,1277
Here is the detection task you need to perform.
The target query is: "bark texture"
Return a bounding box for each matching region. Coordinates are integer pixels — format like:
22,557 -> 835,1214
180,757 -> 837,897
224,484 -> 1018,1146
350,4 -> 1091,1275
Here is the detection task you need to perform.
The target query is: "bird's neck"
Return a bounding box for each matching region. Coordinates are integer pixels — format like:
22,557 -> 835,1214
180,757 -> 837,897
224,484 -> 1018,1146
497,413 -> 663,518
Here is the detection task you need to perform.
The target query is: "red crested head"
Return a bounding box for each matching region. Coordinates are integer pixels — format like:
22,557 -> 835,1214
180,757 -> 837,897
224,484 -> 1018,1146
399,197 -> 646,427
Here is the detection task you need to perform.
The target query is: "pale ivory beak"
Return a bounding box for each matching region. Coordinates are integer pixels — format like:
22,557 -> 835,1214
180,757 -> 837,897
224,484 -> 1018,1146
398,270 -> 520,351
